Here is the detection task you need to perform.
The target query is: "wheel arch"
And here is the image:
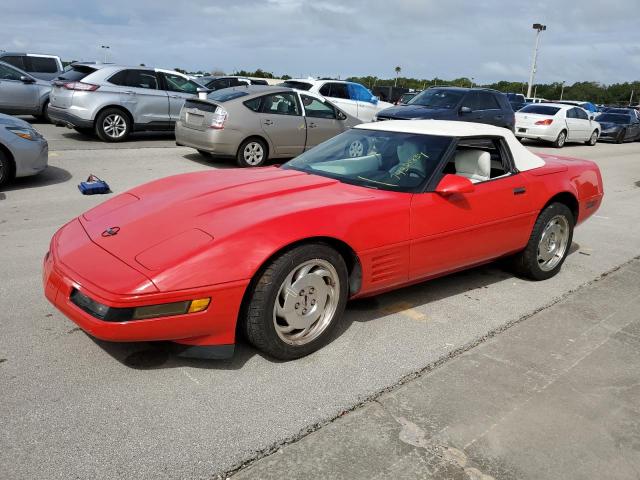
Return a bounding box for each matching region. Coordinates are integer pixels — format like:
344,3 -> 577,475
543,191 -> 579,224
0,142 -> 16,181
92,104 -> 134,127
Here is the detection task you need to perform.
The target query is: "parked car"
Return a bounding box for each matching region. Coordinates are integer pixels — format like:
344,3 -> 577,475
525,97 -> 547,104
48,63 -> 205,142
43,120 -> 603,360
604,107 -> 640,120
175,85 -> 361,167
397,91 -> 420,105
515,103 -> 600,147
198,76 -> 268,91
596,113 -> 640,143
375,87 -> 515,131
0,52 -> 63,81
0,113 -> 48,186
0,61 -> 52,121
279,78 -> 393,122
553,100 -> 598,117
506,93 -> 526,111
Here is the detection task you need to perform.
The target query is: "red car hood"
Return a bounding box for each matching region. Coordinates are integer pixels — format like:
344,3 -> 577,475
79,167 -> 372,275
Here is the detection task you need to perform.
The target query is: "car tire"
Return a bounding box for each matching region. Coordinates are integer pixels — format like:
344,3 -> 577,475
237,138 -> 267,167
552,130 -> 567,148
345,138 -> 368,157
0,149 -> 15,187
34,101 -> 51,123
95,108 -> 131,142
615,129 -> 626,144
242,243 -> 349,360
511,202 -> 574,281
585,130 -> 598,146
197,149 -> 213,158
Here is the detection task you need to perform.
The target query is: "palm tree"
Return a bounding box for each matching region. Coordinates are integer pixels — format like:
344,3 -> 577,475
394,66 -> 401,87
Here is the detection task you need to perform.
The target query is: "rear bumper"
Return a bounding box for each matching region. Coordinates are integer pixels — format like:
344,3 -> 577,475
175,121 -> 240,157
515,125 -> 558,142
43,226 -> 248,349
48,106 -> 94,129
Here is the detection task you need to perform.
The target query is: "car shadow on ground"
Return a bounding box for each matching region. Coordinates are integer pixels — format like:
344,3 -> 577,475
96,242 -> 581,371
0,165 -> 72,193
59,129 -> 175,143
181,152 -> 235,169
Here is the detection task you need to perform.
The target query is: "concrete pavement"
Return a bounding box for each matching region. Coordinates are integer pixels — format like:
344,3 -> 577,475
234,258 -> 640,480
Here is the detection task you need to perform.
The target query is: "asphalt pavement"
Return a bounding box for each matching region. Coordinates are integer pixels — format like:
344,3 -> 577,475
1,121 -> 639,479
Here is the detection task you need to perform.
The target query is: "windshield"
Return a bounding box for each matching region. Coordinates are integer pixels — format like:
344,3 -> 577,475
519,105 -> 560,115
282,129 -> 452,192
207,89 -> 249,102
409,89 -> 464,108
280,81 -> 313,91
597,113 -> 631,124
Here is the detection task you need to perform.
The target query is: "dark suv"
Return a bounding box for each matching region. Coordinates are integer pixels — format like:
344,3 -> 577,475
375,87 -> 515,131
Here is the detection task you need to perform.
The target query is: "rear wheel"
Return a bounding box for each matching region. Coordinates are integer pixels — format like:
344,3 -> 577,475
237,138 -> 267,167
552,130 -> 567,148
585,130 -> 598,146
95,108 -> 131,142
242,244 -> 349,360
615,129 -> 626,144
34,100 -> 50,123
0,150 -> 15,187
512,202 -> 574,281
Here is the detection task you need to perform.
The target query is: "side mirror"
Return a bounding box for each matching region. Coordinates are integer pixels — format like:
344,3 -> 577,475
336,110 -> 347,120
435,174 -> 475,196
20,75 -> 35,84
460,106 -> 472,114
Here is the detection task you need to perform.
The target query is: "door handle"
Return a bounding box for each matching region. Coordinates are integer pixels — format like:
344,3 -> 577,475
263,119 -> 274,126
124,90 -> 136,95
308,122 -> 317,128
170,95 -> 180,99
513,187 -> 526,195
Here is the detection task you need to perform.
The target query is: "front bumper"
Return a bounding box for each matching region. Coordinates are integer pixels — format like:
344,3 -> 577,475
42,225 -> 248,350
10,135 -> 48,178
597,130 -> 622,141
48,106 -> 94,129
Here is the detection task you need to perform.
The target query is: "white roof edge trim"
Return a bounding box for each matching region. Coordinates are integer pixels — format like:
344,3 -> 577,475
155,68 -> 189,78
354,120 -> 545,172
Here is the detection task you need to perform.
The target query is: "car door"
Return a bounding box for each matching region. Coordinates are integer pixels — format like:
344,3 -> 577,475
629,116 -> 640,140
257,92 -> 306,157
459,92 -> 504,127
573,107 -> 591,140
319,82 -> 358,119
109,69 -> 170,126
299,93 -> 348,148
564,108 -> 583,141
0,63 -> 39,113
160,72 -> 201,122
348,83 -> 378,122
409,137 -> 535,280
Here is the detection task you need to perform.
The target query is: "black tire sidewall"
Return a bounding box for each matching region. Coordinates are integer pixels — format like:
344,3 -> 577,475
244,244 -> 349,360
236,138 -> 267,167
95,108 -> 131,142
0,150 -> 13,186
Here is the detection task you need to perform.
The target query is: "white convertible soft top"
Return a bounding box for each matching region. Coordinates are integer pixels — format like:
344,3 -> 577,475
356,120 -> 545,172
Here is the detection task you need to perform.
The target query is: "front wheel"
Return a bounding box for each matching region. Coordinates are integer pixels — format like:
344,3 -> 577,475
237,138 -> 267,167
95,108 -> 131,142
552,130 -> 567,148
615,129 -> 626,144
511,202 -> 574,281
242,244 -> 349,360
585,130 -> 598,146
0,150 -> 14,187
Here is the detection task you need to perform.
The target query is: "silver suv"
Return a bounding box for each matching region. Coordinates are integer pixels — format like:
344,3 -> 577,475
48,64 -> 204,142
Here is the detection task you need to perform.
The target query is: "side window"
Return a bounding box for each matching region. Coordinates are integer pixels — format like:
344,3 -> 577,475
461,92 -> 479,110
207,78 -> 229,91
475,93 -> 501,110
163,73 -> 200,94
301,94 -> 336,119
445,137 -> 511,181
348,83 -> 375,103
0,63 -> 23,81
574,108 -> 589,120
1,56 -> 26,70
566,108 -> 577,119
260,93 -> 301,116
328,83 -> 350,99
243,96 -> 262,112
109,70 -> 158,89
27,57 -> 59,73
319,83 -> 331,96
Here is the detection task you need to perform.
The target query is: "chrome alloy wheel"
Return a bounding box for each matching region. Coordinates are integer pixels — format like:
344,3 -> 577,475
273,259 -> 340,346
537,215 -> 570,271
347,139 -> 365,157
243,141 -> 264,165
556,131 -> 566,147
103,113 -> 127,139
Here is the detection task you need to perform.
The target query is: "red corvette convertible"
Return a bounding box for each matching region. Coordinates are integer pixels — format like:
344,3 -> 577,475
43,120 -> 603,360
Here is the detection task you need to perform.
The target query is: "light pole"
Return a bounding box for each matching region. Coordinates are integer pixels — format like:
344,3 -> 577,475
101,45 -> 110,63
470,77 -> 475,88
527,23 -> 546,98
560,80 -> 566,100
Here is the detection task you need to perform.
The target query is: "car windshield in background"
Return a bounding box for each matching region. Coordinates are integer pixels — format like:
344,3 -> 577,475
606,108 -> 633,115
282,129 -> 452,192
409,89 -> 464,108
597,114 -> 631,124
280,81 -> 313,91
207,90 -> 249,102
519,105 -> 560,115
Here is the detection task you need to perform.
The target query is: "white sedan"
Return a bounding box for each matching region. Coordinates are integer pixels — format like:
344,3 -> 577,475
515,103 -> 600,148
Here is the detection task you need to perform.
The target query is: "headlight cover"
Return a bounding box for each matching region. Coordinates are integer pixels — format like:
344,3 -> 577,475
7,126 -> 39,141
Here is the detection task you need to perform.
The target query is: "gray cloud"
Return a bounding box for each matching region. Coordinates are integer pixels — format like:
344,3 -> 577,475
2,0 -> 638,83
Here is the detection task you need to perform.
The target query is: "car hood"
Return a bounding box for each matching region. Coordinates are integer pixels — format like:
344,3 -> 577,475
376,104 -> 453,120
78,167 -> 375,278
0,113 -> 33,129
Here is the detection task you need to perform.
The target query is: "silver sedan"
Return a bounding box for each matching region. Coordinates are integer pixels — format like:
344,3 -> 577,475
0,113 -> 48,186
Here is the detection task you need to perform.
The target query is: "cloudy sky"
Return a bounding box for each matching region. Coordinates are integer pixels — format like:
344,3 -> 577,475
3,0 -> 639,84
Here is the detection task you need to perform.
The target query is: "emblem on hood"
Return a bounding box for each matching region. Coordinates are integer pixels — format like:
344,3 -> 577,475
101,226 -> 120,237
